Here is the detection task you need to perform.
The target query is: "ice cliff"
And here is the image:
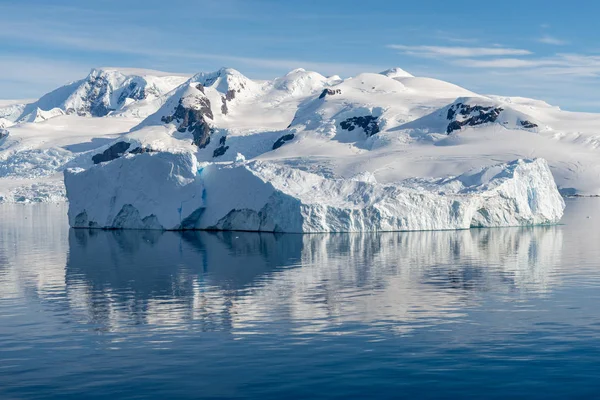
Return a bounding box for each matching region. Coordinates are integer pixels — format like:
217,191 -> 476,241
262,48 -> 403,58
65,152 -> 564,233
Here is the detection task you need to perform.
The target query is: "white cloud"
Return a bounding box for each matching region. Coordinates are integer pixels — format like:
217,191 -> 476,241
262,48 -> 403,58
538,35 -> 569,46
455,58 -> 557,68
387,44 -> 532,57
453,53 -> 600,77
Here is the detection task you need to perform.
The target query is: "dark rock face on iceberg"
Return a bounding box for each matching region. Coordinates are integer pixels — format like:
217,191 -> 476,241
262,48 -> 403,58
446,103 -> 504,134
92,141 -> 131,164
273,133 -> 295,150
340,116 -> 380,136
319,88 -> 342,99
161,97 -> 214,149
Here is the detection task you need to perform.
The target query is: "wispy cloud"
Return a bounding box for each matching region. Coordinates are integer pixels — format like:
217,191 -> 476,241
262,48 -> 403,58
0,56 -> 92,99
538,35 -> 569,46
453,53 -> 600,77
0,15 -> 382,96
455,58 -> 556,68
387,44 -> 532,57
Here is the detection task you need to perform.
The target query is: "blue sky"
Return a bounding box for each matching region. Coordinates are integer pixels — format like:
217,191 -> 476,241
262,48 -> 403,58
1,0 -> 599,111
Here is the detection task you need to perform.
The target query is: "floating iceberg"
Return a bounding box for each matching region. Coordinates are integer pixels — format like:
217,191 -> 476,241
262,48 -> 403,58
65,151 -> 565,232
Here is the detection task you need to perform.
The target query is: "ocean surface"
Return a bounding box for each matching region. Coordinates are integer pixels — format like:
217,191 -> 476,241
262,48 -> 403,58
1,199 -> 600,399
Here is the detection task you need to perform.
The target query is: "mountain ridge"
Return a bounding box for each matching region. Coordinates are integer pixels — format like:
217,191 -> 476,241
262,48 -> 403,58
0,65 -> 598,204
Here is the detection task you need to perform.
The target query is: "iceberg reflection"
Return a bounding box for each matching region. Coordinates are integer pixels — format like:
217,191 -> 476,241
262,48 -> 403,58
65,226 -> 563,335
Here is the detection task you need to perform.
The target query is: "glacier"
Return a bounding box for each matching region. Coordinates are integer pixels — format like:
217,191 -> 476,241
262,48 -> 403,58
65,151 -> 564,233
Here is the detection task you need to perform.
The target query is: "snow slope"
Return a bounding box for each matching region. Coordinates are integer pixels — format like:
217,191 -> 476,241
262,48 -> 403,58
0,100 -> 29,122
0,115 -> 139,202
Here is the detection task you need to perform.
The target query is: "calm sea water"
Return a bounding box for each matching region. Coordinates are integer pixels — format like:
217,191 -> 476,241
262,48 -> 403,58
1,199 -> 600,399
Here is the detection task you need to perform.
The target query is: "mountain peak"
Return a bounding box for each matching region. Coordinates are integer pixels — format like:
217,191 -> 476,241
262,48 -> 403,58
380,67 -> 414,79
191,67 -> 256,96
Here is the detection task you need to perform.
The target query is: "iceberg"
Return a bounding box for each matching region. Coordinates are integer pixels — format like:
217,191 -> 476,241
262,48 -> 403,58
65,151 -> 204,230
65,151 -> 565,232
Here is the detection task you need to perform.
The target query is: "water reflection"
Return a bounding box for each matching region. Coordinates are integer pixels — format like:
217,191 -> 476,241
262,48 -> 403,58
0,204 -> 69,301
3,201 -> 600,399
64,226 -> 564,335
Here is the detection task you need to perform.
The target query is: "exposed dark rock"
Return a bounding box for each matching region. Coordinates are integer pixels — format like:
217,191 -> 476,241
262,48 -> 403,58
220,89 -> 236,115
520,120 -> 538,129
225,89 -> 236,101
446,121 -> 463,134
213,145 -> 229,157
129,146 -> 155,155
89,102 -> 114,118
0,129 -> 8,140
446,103 -> 504,134
117,81 -> 147,105
213,136 -> 229,157
273,133 -> 295,150
447,107 -> 457,120
221,97 -> 229,115
340,116 -> 380,136
81,74 -> 116,117
161,97 -> 214,148
319,88 -> 342,99
92,141 -> 131,164
195,83 -> 205,94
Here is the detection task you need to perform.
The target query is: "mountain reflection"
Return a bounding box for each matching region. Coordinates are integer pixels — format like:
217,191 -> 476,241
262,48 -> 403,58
65,226 -> 563,335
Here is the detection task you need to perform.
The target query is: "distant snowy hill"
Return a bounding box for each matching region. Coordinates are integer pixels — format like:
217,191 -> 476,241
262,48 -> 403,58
0,65 -> 598,209
12,68 -> 189,122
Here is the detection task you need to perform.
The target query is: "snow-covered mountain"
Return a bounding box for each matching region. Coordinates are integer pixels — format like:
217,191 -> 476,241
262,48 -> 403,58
0,100 -> 27,122
12,68 -> 189,122
0,65 -> 597,218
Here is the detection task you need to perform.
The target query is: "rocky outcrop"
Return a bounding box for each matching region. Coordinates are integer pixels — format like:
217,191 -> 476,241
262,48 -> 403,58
520,120 -> 539,129
273,133 -> 295,150
92,141 -> 131,164
161,97 -> 214,148
446,103 -> 504,134
220,89 -> 237,115
76,74 -> 114,117
340,116 -> 380,136
213,136 -> 229,157
117,81 -> 147,105
129,146 -> 155,155
319,88 -> 342,99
